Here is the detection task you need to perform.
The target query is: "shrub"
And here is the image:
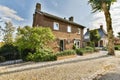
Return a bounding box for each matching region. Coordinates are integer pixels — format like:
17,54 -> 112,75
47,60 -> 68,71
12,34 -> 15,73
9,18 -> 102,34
115,47 -> 119,50
75,49 -> 83,55
56,50 -> 76,57
72,45 -> 76,50
0,44 -> 20,61
102,47 -> 107,51
26,49 -> 57,62
0,56 -> 5,62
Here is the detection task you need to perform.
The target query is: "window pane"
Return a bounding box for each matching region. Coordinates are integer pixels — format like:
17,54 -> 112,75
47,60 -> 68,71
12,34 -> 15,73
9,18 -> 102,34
67,26 -> 71,32
54,22 -> 59,30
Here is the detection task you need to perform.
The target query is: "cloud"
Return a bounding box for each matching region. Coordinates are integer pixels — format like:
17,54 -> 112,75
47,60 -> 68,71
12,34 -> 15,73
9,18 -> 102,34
91,1 -> 120,36
0,5 -> 24,21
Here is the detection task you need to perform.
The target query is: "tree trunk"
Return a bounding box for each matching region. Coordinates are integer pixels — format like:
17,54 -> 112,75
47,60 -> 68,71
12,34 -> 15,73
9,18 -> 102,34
102,2 -> 115,55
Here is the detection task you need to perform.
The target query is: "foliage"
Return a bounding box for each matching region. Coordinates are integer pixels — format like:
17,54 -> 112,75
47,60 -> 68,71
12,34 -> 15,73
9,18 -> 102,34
117,32 -> 120,38
26,49 -> 57,62
0,44 -> 20,60
15,26 -> 55,59
114,46 -> 119,50
72,44 -> 77,50
88,0 -> 116,13
56,50 -> 76,57
2,22 -> 15,44
115,45 -> 120,50
90,30 -> 101,47
88,0 -> 116,55
75,49 -> 83,55
0,56 -> 5,62
75,46 -> 94,55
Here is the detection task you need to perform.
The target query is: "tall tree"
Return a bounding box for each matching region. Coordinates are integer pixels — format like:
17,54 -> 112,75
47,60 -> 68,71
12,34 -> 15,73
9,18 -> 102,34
88,0 -> 116,55
2,21 -> 15,44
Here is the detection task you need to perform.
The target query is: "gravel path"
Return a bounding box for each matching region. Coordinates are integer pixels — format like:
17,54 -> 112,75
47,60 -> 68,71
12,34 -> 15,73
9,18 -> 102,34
0,51 -> 120,80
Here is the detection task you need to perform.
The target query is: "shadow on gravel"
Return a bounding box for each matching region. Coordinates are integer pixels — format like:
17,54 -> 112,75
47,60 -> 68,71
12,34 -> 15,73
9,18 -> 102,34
93,73 -> 120,80
0,54 -> 110,76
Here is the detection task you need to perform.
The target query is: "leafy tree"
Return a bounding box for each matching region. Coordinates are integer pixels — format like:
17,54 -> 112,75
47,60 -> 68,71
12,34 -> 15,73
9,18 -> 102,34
88,0 -> 116,55
2,21 -> 15,44
117,32 -> 120,38
89,29 -> 101,48
15,26 -> 55,58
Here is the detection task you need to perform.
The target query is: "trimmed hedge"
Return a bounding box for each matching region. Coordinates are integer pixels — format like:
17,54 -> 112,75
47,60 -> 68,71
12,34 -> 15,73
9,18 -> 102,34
56,50 -> 76,57
26,49 -> 57,62
0,56 -> 5,62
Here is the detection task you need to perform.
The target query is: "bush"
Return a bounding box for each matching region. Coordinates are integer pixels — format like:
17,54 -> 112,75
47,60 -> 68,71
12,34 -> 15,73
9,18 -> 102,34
56,50 -> 76,57
0,56 -> 5,62
75,49 -> 83,55
26,49 -> 57,62
85,46 -> 94,53
102,47 -> 107,51
115,47 -> 119,50
0,44 -> 20,61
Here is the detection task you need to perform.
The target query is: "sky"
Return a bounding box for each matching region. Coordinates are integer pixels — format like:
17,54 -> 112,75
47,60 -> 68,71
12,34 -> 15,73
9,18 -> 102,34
0,0 -> 120,39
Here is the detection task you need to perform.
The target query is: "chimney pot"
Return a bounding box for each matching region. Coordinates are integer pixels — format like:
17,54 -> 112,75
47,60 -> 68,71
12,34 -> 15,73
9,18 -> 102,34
69,16 -> 74,21
100,25 -> 103,29
36,3 -> 41,11
87,28 -> 89,31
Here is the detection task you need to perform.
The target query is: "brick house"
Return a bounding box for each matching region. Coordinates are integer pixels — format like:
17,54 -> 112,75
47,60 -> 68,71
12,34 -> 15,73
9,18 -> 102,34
33,3 -> 85,52
84,25 -> 108,47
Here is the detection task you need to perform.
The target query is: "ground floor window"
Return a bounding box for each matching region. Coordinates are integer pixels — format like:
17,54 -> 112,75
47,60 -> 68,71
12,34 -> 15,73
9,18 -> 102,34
74,40 -> 80,48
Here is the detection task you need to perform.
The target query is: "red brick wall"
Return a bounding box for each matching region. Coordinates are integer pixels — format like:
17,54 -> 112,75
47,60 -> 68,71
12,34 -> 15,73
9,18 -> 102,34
33,13 -> 84,52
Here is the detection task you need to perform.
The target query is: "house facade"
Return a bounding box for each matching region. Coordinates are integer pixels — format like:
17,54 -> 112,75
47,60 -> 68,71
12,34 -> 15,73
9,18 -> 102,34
33,3 -> 85,52
84,25 -> 108,47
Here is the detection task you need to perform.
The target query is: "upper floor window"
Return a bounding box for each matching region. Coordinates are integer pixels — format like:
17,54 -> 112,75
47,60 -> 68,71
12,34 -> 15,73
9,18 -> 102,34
53,22 -> 59,30
67,26 -> 71,32
78,28 -> 81,34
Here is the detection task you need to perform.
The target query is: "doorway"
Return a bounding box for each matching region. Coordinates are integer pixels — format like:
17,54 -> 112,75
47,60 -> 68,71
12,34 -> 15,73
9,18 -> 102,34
60,40 -> 64,51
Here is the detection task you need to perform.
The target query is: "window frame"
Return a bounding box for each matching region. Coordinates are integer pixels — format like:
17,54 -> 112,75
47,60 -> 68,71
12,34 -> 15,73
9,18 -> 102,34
67,25 -> 71,33
53,22 -> 59,30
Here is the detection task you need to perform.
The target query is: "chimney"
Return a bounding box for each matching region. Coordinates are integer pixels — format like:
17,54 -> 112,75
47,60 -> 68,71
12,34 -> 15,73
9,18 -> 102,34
69,16 -> 74,21
36,3 -> 41,11
87,28 -> 89,32
100,25 -> 103,29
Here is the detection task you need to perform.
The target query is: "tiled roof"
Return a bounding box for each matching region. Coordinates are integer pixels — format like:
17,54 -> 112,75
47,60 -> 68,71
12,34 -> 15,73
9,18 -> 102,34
36,11 -> 85,28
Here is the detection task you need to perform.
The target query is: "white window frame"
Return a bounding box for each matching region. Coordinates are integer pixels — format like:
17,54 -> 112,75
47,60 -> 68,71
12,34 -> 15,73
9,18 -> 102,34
78,28 -> 81,34
67,26 -> 71,32
53,22 -> 59,30
74,40 -> 80,48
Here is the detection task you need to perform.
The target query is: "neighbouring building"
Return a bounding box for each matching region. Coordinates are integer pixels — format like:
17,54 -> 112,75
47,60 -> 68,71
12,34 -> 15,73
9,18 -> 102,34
33,3 -> 85,52
84,25 -> 108,47
114,37 -> 120,45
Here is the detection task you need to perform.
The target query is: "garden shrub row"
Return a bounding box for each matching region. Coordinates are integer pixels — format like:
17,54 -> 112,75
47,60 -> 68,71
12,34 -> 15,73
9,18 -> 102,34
56,50 -> 76,57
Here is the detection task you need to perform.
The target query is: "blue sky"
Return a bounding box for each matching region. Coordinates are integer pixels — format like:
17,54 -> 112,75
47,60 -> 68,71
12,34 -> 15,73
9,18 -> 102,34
0,0 -> 120,37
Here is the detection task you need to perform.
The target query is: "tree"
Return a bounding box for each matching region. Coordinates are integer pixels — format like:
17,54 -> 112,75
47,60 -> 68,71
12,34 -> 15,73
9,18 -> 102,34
90,29 -> 101,47
88,0 -> 116,55
2,21 -> 15,44
117,32 -> 120,39
15,26 -> 55,58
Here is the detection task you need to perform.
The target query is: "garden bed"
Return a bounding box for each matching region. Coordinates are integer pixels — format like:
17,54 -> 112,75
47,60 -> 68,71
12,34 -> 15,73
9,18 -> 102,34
57,54 -> 77,60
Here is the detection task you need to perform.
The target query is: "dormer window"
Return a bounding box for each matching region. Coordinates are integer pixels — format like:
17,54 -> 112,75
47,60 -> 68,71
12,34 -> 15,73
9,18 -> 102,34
53,22 -> 59,30
67,26 -> 71,32
78,28 -> 81,34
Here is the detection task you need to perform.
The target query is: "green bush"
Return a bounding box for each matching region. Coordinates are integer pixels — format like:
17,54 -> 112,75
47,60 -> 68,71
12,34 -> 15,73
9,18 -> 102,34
56,50 -> 76,57
0,56 -> 5,62
0,44 -> 20,61
75,49 -> 83,55
102,47 -> 107,51
115,47 -> 119,50
26,49 -> 57,62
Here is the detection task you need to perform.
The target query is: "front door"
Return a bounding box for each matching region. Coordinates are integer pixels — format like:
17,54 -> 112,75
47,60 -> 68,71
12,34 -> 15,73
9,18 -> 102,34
60,40 -> 64,51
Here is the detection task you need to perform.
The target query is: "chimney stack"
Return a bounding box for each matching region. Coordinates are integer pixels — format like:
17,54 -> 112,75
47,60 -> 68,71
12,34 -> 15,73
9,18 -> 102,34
36,3 -> 41,11
87,28 -> 89,32
100,25 -> 103,29
69,16 -> 74,21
